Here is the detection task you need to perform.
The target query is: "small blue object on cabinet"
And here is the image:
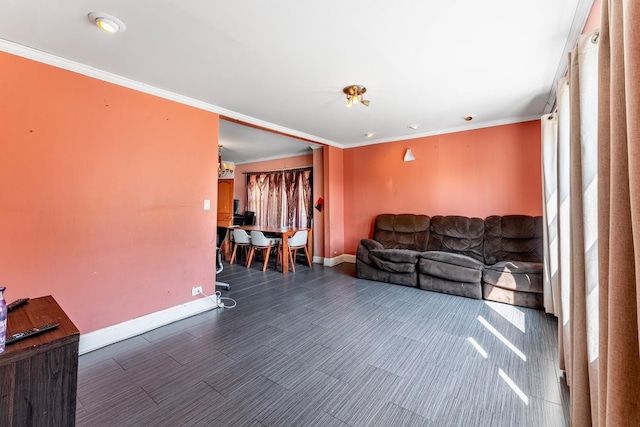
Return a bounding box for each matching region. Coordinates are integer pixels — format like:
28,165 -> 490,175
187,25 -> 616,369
0,286 -> 7,353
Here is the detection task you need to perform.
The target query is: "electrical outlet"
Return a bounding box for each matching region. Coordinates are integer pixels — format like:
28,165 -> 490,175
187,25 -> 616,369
192,286 -> 202,296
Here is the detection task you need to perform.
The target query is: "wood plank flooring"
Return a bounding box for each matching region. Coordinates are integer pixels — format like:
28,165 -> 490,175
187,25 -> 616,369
76,261 -> 570,426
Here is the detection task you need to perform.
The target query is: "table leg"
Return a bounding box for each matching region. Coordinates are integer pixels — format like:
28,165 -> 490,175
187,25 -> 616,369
281,231 -> 290,274
306,229 -> 313,266
223,232 -> 232,261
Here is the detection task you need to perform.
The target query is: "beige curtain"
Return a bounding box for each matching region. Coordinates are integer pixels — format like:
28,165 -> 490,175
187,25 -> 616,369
556,77 -> 573,382
597,1 -> 640,425
568,29 -> 600,425
541,113 -> 560,316
246,173 -> 271,226
540,1 -> 640,425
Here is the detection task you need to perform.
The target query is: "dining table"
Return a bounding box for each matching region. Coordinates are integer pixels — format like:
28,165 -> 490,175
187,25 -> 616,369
238,225 -> 313,274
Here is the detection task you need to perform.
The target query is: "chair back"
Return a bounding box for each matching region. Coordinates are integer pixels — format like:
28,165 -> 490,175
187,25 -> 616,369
288,230 -> 308,247
243,211 -> 256,225
250,231 -> 272,247
233,228 -> 251,244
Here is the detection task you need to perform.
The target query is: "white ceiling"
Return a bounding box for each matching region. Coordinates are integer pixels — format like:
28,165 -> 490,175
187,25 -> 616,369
0,0 -> 593,164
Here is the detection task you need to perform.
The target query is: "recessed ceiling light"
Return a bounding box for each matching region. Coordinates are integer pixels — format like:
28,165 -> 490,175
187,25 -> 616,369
463,115 -> 474,121
88,12 -> 126,33
365,133 -> 374,138
408,124 -> 420,130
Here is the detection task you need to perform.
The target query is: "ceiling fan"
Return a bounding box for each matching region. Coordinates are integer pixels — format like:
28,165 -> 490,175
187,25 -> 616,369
343,85 -> 370,107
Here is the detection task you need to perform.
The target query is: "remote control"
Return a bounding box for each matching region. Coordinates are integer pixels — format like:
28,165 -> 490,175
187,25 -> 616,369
7,298 -> 29,312
5,323 -> 60,345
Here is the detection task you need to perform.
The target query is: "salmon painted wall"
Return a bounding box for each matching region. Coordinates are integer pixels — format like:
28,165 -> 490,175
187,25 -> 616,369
0,52 -> 218,333
324,146 -> 345,258
583,0 -> 601,33
232,153 -> 313,214
342,121 -> 542,254
312,148 -> 324,258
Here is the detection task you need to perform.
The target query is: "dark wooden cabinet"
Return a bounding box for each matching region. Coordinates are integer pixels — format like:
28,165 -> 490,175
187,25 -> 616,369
0,296 -> 79,426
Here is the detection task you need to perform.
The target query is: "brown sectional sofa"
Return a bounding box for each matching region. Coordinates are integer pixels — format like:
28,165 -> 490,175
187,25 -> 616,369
356,213 -> 544,309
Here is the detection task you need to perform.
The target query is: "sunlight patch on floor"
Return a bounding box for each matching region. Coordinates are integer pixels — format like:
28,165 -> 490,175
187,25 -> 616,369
478,315 -> 526,361
467,337 -> 488,358
484,300 -> 526,332
499,368 -> 529,405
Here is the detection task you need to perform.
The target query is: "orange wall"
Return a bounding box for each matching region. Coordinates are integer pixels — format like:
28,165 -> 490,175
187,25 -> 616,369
0,52 -> 218,333
324,146 -> 346,257
342,121 -> 542,254
312,148 -> 325,258
583,0 -> 601,33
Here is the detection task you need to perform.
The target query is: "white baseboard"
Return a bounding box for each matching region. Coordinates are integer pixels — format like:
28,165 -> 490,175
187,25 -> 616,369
79,255 -> 357,354
323,254 -> 356,267
79,297 -> 218,355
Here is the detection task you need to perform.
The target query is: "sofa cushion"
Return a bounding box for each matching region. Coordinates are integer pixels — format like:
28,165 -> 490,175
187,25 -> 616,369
483,261 -> 543,293
427,216 -> 485,262
370,248 -> 421,264
419,274 -> 483,299
484,215 -> 543,265
420,251 -> 485,270
356,260 -> 418,287
418,252 -> 484,283
372,214 -> 430,251
483,284 -> 543,309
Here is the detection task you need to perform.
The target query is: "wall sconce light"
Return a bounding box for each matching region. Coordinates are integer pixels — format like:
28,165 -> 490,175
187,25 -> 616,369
404,149 -> 415,162
218,145 -> 235,178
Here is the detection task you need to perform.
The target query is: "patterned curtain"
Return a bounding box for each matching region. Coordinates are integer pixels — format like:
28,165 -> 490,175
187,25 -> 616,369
267,173 -> 284,227
297,170 -> 312,228
246,174 -> 270,226
246,168 -> 312,228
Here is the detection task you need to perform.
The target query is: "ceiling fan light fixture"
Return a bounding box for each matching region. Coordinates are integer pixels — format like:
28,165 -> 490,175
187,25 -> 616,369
218,144 -> 235,178
343,85 -> 370,107
88,12 -> 126,33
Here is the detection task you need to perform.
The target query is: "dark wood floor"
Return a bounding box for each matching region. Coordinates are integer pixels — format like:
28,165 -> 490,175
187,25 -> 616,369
76,260 -> 569,426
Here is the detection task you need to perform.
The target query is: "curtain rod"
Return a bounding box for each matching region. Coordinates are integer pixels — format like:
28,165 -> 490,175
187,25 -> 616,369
243,166 -> 312,175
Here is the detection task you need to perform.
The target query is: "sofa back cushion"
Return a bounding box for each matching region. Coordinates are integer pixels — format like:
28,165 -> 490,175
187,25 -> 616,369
483,215 -> 543,265
427,216 -> 485,262
373,214 -> 430,251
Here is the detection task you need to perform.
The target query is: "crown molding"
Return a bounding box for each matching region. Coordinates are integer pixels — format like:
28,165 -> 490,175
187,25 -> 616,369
345,115 -> 543,149
0,38 -> 343,149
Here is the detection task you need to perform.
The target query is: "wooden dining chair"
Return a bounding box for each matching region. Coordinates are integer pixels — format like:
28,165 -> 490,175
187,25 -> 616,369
247,231 -> 281,272
230,228 -> 251,265
279,230 -> 311,272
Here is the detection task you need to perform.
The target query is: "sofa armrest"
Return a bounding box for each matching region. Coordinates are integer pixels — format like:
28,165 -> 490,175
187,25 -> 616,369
370,248 -> 421,264
360,238 -> 385,251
